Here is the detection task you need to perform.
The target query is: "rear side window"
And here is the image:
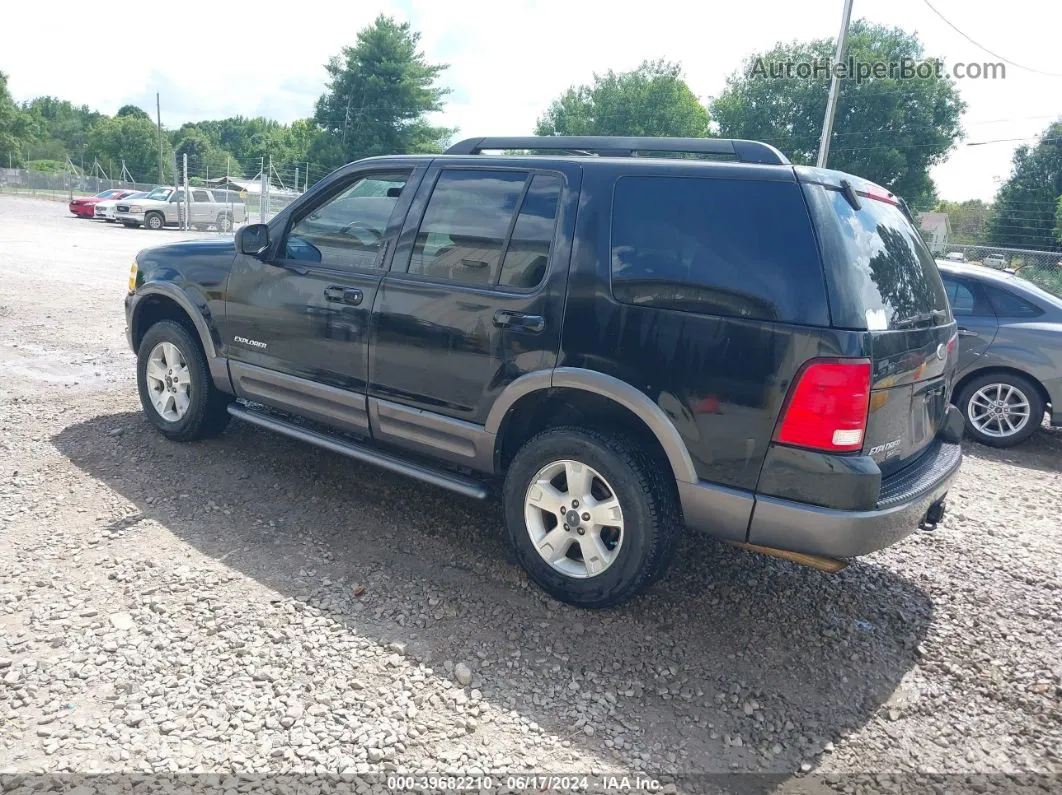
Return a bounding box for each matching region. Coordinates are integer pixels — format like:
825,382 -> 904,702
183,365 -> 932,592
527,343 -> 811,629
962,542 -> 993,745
803,184 -> 950,330
499,174 -> 562,289
987,287 -> 1043,318
610,176 -> 828,325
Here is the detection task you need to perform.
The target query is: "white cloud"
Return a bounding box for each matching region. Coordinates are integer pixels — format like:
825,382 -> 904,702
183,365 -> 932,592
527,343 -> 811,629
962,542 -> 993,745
4,0 -> 1060,200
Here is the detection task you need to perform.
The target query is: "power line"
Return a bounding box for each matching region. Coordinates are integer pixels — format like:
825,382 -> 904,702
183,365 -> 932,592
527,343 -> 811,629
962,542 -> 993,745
922,0 -> 1062,78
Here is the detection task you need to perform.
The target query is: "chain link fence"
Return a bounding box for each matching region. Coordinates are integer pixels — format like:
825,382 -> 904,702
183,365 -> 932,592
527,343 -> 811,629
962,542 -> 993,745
941,244 -> 1062,297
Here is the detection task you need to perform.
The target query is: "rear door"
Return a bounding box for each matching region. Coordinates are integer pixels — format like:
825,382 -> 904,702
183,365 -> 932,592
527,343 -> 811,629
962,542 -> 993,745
800,170 -> 957,475
367,161 -> 578,466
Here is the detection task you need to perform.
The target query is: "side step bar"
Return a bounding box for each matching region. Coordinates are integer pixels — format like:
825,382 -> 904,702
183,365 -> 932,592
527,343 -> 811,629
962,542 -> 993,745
227,404 -> 491,500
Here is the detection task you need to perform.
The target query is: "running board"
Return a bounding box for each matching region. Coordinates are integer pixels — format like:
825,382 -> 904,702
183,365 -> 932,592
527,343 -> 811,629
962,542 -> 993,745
226,404 -> 491,500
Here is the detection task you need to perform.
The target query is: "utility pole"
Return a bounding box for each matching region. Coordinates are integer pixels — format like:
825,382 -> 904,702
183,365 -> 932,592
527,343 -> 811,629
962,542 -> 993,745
294,167 -> 299,195
156,92 -> 164,184
183,153 -> 190,231
816,0 -> 855,168
259,157 -> 266,224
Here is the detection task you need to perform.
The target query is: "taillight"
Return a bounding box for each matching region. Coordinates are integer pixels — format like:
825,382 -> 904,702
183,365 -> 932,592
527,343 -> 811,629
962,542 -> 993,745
775,359 -> 872,453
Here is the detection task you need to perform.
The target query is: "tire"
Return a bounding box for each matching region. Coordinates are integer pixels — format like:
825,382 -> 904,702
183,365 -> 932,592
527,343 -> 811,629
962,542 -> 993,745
136,320 -> 232,442
145,212 -> 164,230
502,426 -> 679,608
957,372 -> 1043,448
216,213 -> 233,233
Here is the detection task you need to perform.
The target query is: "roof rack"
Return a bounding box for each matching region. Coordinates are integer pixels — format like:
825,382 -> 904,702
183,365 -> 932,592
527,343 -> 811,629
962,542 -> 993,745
444,136 -> 789,165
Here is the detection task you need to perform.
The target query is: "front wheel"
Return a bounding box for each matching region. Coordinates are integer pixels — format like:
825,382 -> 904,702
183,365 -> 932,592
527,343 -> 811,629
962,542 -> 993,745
216,213 -> 233,233
145,212 -> 164,230
503,427 -> 679,608
136,320 -> 232,441
958,372 -> 1043,448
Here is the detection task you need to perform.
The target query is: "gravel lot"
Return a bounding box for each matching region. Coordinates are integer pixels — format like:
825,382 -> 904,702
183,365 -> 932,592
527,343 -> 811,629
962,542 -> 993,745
1,196 -> 1060,793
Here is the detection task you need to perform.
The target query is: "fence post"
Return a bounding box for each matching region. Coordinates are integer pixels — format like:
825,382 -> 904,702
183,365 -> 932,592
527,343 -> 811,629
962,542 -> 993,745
294,167 -> 299,195
259,157 -> 266,224
183,153 -> 189,231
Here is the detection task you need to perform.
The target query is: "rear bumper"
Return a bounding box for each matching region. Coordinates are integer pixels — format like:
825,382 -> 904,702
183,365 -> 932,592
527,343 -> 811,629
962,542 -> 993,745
745,441 -> 961,558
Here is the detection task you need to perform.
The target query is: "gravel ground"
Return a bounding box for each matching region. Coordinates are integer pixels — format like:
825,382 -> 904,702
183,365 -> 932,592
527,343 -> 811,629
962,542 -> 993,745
0,196 -> 1060,793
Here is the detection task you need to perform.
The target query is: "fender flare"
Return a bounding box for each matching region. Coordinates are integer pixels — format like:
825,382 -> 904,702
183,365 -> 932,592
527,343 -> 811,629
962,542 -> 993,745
485,367 -> 699,485
131,282 -> 218,359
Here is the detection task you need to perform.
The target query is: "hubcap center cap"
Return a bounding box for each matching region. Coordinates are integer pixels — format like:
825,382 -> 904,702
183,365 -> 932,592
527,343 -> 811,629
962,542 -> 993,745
565,509 -> 581,528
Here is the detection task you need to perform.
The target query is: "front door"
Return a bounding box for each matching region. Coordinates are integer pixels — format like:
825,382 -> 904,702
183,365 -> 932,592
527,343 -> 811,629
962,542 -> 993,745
368,162 -> 579,467
222,166 -> 422,435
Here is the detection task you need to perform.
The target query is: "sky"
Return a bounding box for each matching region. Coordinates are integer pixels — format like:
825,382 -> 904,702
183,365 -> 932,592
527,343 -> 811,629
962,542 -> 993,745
4,0 -> 1061,201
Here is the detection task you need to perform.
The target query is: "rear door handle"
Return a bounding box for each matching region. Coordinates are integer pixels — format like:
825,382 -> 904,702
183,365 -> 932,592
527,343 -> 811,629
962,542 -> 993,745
324,286 -> 363,306
957,327 -> 977,337
493,310 -> 544,333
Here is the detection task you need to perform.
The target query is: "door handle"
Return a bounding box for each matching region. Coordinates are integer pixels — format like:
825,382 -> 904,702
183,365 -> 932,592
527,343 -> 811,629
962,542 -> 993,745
324,286 -> 363,306
957,327 -> 978,337
493,310 -> 544,333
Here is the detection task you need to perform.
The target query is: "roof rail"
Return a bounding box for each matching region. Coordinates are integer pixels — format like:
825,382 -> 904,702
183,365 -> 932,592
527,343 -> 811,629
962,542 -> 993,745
444,136 -> 790,165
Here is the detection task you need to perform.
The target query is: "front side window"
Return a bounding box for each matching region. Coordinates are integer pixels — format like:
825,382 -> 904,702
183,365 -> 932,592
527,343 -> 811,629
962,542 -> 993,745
610,176 -> 828,324
283,171 -> 410,269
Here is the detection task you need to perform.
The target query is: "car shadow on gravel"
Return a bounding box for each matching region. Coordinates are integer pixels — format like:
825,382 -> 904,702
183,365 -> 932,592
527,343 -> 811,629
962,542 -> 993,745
54,410 -> 934,787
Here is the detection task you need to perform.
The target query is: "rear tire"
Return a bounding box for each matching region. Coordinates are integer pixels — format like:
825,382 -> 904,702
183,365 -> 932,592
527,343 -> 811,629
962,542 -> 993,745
957,372 -> 1043,448
502,426 -> 679,608
136,320 -> 232,442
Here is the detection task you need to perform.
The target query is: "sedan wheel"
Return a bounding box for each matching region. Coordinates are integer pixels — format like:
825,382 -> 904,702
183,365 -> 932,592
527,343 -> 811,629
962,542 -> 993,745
958,372 -> 1044,448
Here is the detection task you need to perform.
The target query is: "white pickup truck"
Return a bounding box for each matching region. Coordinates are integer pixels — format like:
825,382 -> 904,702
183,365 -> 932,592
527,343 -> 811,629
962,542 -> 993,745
115,186 -> 247,231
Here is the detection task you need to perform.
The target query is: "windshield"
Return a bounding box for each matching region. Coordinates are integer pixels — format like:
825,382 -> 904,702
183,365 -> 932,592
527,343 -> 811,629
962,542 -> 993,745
144,187 -> 172,201
803,183 -> 950,330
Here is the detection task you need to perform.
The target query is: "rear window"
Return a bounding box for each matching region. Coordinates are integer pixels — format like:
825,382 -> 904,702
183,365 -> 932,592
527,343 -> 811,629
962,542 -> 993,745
610,176 -> 828,325
802,183 -> 950,330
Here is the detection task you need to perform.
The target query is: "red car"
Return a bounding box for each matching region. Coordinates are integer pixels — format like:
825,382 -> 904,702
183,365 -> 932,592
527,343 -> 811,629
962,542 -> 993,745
69,189 -> 136,218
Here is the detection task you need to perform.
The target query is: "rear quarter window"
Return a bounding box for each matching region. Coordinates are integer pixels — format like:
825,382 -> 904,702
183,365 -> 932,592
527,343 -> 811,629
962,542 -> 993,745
802,183 -> 950,330
609,176 -> 829,325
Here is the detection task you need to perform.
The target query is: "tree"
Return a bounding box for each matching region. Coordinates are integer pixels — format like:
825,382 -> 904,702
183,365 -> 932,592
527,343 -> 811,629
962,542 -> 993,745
987,120 -> 1062,251
116,104 -> 151,121
936,199 -> 993,244
21,96 -> 101,164
86,115 -> 172,182
1,72 -> 39,166
711,21 -> 965,209
313,15 -> 452,170
535,60 -> 710,139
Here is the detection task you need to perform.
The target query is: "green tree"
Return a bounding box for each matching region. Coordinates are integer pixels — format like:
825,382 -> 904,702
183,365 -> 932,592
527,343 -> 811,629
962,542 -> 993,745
988,120 -> 1062,251
116,104 -> 151,121
1055,195 -> 1062,245
86,115 -> 172,182
313,15 -> 452,170
711,21 -> 965,209
1,72 -> 40,166
936,198 -> 993,244
21,96 -> 102,164
535,60 -> 710,139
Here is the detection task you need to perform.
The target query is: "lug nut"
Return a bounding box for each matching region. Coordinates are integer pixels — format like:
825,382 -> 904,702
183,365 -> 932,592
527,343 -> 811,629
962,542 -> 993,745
571,499 -> 579,508
576,527 -> 586,535
563,524 -> 570,531
582,512 -> 591,521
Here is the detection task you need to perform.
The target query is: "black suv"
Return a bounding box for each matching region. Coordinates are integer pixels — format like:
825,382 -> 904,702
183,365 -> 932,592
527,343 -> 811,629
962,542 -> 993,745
125,136 -> 963,608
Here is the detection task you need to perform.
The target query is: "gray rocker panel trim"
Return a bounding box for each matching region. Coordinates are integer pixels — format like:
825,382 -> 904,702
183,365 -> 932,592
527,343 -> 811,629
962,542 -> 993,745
229,361 -> 370,434
369,397 -> 496,473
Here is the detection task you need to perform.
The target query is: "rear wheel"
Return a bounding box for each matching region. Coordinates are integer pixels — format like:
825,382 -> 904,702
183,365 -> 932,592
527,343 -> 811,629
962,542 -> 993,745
136,320 -> 232,441
503,426 -> 678,608
958,372 -> 1043,448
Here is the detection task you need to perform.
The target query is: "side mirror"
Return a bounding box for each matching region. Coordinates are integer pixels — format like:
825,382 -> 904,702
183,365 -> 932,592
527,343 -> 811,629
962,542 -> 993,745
237,224 -> 270,257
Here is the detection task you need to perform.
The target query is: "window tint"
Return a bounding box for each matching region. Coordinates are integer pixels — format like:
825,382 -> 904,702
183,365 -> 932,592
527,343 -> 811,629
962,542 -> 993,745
803,184 -> 950,330
284,172 -> 409,270
610,176 -> 828,324
410,170 -> 527,286
192,190 -> 211,202
941,276 -> 993,317
988,287 -> 1043,318
171,190 -> 185,203
498,174 -> 562,289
